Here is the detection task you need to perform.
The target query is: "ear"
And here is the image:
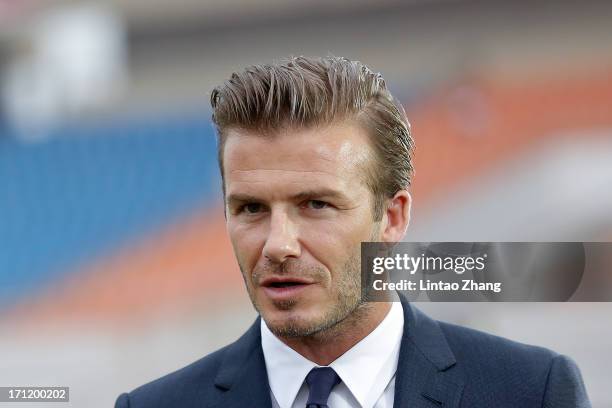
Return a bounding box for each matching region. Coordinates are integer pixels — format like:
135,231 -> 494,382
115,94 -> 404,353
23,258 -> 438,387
380,190 -> 411,243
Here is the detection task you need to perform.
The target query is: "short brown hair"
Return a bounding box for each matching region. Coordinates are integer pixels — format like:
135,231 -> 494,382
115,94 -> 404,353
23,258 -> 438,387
210,56 -> 414,221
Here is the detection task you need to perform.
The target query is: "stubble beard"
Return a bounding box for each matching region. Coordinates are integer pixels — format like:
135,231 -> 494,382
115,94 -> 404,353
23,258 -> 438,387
240,233 -> 380,341
238,221 -> 380,341
266,253 -> 366,339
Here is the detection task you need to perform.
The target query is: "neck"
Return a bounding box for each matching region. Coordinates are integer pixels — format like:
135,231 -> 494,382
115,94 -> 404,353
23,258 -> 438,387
277,301 -> 392,366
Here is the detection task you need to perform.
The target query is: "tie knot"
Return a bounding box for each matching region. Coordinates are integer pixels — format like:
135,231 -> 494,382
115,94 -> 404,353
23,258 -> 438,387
305,367 -> 341,408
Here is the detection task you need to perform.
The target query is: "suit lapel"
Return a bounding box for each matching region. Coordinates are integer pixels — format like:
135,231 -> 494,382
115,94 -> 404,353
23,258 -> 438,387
212,318 -> 272,408
394,297 -> 465,407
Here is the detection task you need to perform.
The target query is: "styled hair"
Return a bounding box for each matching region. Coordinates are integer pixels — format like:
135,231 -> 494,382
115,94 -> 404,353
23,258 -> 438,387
210,56 -> 414,221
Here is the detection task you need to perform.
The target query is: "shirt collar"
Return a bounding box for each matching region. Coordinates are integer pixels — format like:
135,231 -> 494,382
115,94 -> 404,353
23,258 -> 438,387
261,319 -> 316,408
260,301 -> 404,408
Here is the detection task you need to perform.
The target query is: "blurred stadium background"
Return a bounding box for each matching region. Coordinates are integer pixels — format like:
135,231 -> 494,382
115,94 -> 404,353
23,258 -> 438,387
1,0 -> 612,406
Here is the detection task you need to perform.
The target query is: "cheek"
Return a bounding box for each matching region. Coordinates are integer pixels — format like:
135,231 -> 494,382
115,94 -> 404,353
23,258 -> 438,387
314,210 -> 374,244
301,216 -> 373,274
228,223 -> 265,272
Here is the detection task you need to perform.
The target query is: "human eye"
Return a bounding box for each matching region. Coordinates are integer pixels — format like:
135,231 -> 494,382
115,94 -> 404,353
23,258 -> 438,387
238,202 -> 265,215
304,200 -> 330,210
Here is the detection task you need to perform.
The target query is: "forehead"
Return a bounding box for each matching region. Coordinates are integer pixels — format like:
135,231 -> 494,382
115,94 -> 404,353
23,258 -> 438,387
223,122 -> 373,197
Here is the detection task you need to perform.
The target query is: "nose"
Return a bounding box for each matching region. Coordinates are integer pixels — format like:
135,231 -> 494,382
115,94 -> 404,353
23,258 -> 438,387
262,208 -> 301,264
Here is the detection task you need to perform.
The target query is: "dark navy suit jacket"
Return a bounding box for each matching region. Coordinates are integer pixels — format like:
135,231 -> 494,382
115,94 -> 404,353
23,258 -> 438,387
115,298 -> 591,407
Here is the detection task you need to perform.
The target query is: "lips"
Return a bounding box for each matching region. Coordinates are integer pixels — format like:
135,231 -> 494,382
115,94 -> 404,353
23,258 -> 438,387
260,276 -> 314,301
261,276 -> 313,287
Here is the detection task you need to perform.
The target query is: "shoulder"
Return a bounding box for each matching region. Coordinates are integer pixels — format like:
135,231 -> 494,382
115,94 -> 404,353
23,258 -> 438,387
115,343 -> 230,408
437,320 -> 589,406
115,318 -> 263,408
438,319 -> 558,368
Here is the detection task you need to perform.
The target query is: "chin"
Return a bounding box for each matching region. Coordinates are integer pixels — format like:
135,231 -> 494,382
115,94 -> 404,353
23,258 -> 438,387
266,321 -> 318,338
263,309 -> 324,338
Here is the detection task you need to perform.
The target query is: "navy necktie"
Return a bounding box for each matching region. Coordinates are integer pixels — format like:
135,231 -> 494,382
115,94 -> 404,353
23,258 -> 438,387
305,367 -> 341,408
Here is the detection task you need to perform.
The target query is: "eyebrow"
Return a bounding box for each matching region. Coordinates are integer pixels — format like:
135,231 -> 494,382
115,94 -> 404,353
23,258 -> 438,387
227,188 -> 349,205
291,189 -> 349,202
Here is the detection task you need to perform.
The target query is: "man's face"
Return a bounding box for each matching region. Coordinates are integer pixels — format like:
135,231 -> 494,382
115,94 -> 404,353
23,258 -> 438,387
223,121 -> 381,338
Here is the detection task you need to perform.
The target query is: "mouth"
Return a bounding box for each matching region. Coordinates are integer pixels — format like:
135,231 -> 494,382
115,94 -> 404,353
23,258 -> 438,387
267,281 -> 304,288
260,277 -> 314,300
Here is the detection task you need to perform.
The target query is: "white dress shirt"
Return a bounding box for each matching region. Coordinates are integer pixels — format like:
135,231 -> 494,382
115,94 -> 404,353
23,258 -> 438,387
261,301 -> 404,408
